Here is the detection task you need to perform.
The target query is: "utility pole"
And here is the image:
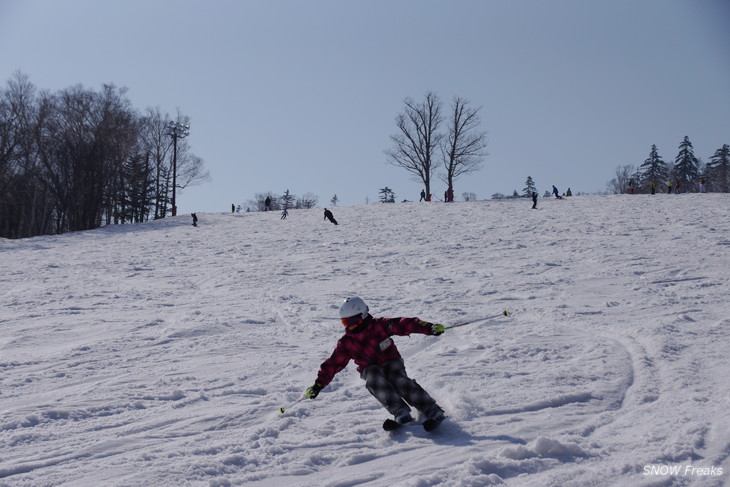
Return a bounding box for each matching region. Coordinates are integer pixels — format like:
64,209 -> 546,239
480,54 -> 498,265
166,121 -> 190,216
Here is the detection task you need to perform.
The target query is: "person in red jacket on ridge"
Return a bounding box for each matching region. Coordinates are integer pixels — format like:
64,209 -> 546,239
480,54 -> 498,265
305,297 -> 446,426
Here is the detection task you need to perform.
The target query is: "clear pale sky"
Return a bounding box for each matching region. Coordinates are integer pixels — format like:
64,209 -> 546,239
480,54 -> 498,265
2,0 -> 728,212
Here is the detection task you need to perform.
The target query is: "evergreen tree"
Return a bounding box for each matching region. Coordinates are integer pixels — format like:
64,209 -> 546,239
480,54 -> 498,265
672,136 -> 699,191
706,144 -> 730,192
118,153 -> 153,224
639,144 -> 668,191
523,176 -> 537,197
280,189 -> 295,210
379,187 -> 396,203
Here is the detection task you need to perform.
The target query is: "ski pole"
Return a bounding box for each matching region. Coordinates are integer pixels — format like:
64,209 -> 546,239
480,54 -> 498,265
279,396 -> 306,414
443,310 -> 510,330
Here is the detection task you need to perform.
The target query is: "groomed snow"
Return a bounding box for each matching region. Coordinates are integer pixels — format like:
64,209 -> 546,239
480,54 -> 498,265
1,194 -> 729,487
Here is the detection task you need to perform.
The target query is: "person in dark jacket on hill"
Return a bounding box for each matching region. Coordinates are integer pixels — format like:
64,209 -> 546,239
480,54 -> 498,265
323,208 -> 338,225
305,297 -> 446,426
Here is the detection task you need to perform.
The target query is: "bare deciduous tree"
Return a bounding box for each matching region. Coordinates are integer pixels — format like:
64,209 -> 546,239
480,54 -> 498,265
607,165 -> 637,194
0,72 -> 208,238
0,72 -> 56,238
440,97 -> 487,197
139,109 -> 208,219
175,152 -> 209,194
249,192 -> 280,212
140,107 -> 173,219
385,92 -> 443,199
297,193 -> 318,209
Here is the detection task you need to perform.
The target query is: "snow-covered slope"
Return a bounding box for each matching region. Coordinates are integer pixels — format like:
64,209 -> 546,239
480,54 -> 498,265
1,195 -> 729,487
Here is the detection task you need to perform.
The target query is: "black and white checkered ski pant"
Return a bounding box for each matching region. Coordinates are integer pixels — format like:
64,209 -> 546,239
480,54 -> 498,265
360,358 -> 441,418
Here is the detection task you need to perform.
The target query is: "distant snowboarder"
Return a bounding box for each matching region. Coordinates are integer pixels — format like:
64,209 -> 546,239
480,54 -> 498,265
552,185 -> 563,199
191,213 -> 198,227
420,190 -> 426,202
532,192 -> 538,209
324,208 -> 338,225
305,297 -> 446,430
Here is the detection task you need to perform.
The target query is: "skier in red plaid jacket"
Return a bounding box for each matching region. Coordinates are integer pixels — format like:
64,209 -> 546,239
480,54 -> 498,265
306,297 -> 446,426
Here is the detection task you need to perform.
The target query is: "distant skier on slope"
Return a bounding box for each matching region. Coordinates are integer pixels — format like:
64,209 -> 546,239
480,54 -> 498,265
305,297 -> 446,428
552,185 -> 563,199
324,208 -> 338,225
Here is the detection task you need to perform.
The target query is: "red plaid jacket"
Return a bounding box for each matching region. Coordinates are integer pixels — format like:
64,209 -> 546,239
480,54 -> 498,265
315,315 -> 433,388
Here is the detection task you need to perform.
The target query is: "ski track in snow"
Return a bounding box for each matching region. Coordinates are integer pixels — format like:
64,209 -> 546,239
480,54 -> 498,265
1,194 -> 729,487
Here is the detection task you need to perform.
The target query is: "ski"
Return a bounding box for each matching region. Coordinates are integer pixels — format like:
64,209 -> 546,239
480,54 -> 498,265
383,417 -> 444,432
422,418 -> 443,432
383,418 -> 404,431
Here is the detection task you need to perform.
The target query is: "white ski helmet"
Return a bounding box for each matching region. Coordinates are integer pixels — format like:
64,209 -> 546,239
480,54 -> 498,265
339,297 -> 369,319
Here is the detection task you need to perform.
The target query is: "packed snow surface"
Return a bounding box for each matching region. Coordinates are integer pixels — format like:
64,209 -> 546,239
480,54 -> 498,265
1,195 -> 729,487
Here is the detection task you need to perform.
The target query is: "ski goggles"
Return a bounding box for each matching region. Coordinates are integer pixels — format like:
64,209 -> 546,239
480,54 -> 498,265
341,315 -> 364,328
